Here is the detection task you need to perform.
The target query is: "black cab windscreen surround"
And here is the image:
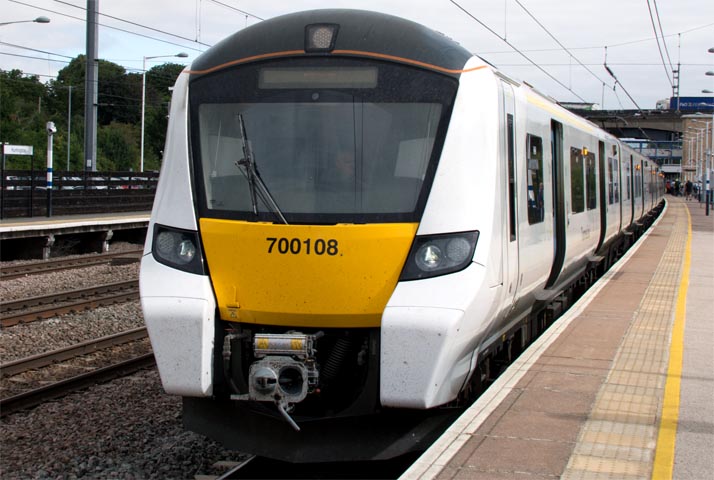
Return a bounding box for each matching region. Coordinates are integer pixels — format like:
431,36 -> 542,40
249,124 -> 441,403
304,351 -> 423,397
189,57 -> 458,224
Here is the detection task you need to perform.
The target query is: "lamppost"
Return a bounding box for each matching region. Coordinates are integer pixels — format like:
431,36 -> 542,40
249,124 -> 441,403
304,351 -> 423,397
705,119 -> 713,215
0,16 -> 50,27
701,120 -> 714,215
687,126 -> 705,196
686,133 -> 695,184
140,52 -> 188,172
705,47 -> 714,214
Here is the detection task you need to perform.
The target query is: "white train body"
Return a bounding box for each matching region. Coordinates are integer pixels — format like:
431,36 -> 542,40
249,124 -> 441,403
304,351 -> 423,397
140,9 -> 663,462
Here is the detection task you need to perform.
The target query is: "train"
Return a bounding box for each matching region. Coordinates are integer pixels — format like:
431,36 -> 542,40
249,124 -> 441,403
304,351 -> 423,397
139,9 -> 664,463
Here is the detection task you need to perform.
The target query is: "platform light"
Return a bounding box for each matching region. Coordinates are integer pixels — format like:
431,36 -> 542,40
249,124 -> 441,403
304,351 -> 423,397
0,16 -> 50,27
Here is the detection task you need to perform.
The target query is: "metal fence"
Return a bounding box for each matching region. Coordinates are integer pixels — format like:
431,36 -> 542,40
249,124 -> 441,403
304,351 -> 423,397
0,170 -> 158,219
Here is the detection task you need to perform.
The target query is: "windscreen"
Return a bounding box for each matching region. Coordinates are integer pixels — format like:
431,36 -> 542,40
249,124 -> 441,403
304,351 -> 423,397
189,58 -> 458,224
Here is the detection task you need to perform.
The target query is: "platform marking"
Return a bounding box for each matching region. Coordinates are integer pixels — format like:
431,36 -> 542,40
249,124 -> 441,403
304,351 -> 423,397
399,202 -> 669,480
651,204 -> 691,479
0,214 -> 150,232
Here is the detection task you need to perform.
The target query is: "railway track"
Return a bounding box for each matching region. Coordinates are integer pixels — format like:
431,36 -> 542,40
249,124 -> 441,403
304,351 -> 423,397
0,279 -> 139,328
0,249 -> 143,281
0,352 -> 155,417
0,329 -> 152,418
0,327 -> 148,378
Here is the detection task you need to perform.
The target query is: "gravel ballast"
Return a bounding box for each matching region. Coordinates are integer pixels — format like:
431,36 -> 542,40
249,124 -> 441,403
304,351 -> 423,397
0,248 -> 240,479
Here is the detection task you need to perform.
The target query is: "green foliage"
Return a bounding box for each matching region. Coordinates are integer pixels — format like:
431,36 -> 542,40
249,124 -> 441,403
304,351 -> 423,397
2,57 -> 185,172
97,122 -> 140,171
143,62 -> 185,170
1,70 -> 49,169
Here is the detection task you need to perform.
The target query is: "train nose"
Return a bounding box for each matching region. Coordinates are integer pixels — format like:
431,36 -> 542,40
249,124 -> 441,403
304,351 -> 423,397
199,220 -> 418,328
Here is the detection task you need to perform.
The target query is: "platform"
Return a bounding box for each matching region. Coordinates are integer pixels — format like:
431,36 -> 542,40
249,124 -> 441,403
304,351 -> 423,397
402,196 -> 713,480
0,211 -> 149,259
0,211 -> 150,235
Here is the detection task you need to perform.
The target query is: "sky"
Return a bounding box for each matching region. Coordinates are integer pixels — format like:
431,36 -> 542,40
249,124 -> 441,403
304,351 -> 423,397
2,0 -> 713,110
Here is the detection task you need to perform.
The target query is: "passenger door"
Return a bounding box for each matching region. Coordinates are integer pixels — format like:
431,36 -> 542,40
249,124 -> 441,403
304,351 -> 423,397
546,120 -> 565,288
500,81 -> 520,310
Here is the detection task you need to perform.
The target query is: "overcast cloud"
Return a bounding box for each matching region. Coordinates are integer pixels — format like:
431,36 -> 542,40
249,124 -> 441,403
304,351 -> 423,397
2,0 -> 713,109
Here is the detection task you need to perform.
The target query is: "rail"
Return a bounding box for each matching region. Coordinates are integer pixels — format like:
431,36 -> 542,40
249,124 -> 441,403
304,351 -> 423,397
1,280 -> 140,327
0,353 -> 155,417
0,250 -> 143,280
0,327 -> 149,377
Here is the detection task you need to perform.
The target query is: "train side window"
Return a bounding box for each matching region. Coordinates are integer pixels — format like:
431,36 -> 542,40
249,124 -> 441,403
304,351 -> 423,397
608,156 -> 620,204
625,158 -> 631,200
585,151 -> 596,210
526,134 -> 544,224
570,147 -> 585,213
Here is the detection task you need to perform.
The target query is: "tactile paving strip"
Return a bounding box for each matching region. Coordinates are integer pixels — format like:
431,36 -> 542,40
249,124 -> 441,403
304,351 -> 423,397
562,202 -> 688,480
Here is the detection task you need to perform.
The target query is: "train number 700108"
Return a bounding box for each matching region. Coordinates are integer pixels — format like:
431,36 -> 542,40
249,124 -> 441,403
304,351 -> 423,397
266,237 -> 339,256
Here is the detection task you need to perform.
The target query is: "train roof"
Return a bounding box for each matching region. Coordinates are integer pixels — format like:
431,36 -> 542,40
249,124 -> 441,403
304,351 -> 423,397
188,9 -> 474,77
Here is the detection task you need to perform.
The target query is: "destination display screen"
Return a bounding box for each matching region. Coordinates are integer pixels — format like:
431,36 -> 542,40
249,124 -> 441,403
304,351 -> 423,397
259,67 -> 378,89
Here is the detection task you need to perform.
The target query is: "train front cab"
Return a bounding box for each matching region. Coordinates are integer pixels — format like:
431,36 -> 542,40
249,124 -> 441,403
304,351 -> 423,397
140,11 -> 500,461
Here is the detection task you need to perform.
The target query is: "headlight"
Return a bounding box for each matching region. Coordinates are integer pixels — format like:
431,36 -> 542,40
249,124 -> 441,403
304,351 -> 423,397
399,231 -> 478,281
152,224 -> 205,275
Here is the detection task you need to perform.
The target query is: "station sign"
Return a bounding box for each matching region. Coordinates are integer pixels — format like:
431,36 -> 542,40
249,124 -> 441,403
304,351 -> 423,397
3,144 -> 34,156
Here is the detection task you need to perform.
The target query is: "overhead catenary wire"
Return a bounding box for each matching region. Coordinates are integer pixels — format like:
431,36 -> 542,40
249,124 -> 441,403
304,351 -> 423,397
0,41 -> 75,60
9,0 -> 206,53
51,0 -> 265,47
512,0 -> 614,95
604,47 -> 642,111
651,0 -> 675,71
207,0 -> 264,21
196,0 -> 202,43
4,38 -> 708,70
645,0 -> 674,88
54,0 -> 212,48
478,20 -> 714,55
0,71 -> 177,110
1,40 -> 186,85
0,52 -> 71,65
448,0 -> 589,103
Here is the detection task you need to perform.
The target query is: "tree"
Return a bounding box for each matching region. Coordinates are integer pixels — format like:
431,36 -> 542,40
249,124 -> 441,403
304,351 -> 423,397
143,63 -> 185,171
0,70 -> 50,169
3,56 -> 182,172
97,122 -> 140,171
50,56 -> 141,126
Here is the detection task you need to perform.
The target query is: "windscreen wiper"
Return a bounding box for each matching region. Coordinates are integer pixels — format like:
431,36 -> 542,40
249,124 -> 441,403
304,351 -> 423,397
235,114 -> 288,224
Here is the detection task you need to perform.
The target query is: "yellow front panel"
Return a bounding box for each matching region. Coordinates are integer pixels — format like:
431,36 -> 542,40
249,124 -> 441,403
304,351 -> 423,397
199,219 -> 418,328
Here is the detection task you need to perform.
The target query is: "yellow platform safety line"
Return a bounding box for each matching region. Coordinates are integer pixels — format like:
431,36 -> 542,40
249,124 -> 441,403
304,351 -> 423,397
652,204 -> 691,479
